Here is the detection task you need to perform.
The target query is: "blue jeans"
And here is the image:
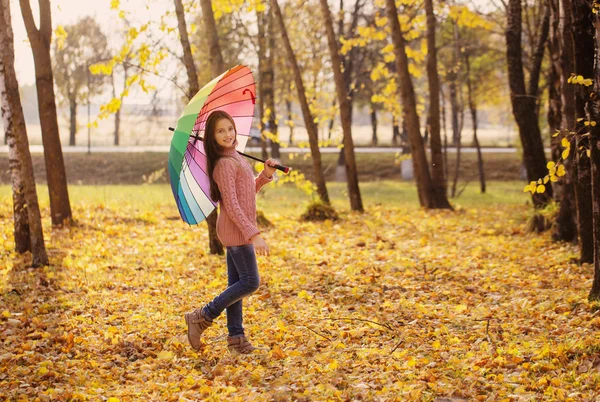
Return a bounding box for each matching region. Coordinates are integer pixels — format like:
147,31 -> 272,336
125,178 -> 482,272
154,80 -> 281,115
203,244 -> 260,337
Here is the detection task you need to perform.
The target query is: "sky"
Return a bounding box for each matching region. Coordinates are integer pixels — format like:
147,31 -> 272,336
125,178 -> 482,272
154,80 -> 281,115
10,0 -> 498,95
11,0 -> 179,97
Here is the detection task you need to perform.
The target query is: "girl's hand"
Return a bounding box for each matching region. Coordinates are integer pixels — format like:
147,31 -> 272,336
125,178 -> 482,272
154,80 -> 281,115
264,158 -> 278,178
251,234 -> 269,256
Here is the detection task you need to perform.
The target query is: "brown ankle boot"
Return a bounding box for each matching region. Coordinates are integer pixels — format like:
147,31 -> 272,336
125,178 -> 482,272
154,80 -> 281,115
184,307 -> 213,351
227,335 -> 257,354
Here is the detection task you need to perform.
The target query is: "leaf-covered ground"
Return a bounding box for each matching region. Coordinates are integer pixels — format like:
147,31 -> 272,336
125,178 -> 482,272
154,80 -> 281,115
1,182 -> 600,401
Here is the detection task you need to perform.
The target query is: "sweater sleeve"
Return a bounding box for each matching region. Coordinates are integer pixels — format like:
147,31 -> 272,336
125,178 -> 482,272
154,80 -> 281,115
255,170 -> 274,193
213,159 -> 260,242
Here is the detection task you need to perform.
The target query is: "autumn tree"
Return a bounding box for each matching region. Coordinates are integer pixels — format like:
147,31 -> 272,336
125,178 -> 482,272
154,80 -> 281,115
271,0 -> 330,205
548,0 -> 577,242
572,0 -> 595,264
385,0 -> 448,208
319,0 -> 363,212
1,0 -> 48,266
19,0 -> 72,226
53,17 -> 110,146
256,2 -> 272,161
587,1 -> 600,301
425,0 -> 452,207
189,0 -> 224,255
505,0 -> 552,212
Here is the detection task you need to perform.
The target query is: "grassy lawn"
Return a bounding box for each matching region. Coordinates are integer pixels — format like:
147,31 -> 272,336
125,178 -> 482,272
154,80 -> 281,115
0,180 -> 530,220
0,152 -> 531,186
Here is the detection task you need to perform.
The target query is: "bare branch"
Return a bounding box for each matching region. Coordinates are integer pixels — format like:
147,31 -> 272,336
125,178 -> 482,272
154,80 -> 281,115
122,61 -> 189,96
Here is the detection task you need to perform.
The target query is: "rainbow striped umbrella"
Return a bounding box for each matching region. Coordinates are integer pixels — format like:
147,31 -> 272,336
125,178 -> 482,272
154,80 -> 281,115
168,65 -> 256,225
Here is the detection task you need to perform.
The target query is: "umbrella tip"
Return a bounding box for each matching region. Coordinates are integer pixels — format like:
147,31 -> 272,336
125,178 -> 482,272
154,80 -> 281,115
168,127 -> 175,131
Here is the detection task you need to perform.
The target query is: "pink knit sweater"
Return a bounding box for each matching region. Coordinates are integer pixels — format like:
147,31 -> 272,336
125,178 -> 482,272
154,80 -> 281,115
212,143 -> 273,247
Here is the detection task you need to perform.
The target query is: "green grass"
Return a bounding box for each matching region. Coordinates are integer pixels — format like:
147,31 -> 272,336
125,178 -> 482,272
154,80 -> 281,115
0,181 -> 529,219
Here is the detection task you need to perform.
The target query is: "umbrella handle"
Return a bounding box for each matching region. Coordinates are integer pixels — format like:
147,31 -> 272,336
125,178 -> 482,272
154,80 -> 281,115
237,151 -> 293,174
168,126 -> 293,175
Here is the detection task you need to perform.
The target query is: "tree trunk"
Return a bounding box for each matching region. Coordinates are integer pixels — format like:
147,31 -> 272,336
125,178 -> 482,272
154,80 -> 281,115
195,0 -> 224,255
174,0 -> 199,97
2,65 -> 30,254
69,96 -> 77,146
587,7 -> 600,301
371,105 -> 377,146
256,6 -> 270,161
392,116 -> 400,146
448,20 -> 461,148
272,0 -> 330,204
449,80 -> 460,147
505,0 -> 552,208
111,71 -> 122,146
328,98 -> 336,140
200,0 -> 225,75
20,0 -> 72,226
451,121 -> 462,198
286,97 -> 294,145
386,0 -> 435,208
573,0 -> 594,264
550,0 -> 577,242
267,7 -> 280,160
559,0 -> 576,129
0,0 -> 48,266
319,0 -> 363,212
464,52 -> 486,194
441,83 -> 449,184
114,106 -> 121,146
425,0 -> 452,208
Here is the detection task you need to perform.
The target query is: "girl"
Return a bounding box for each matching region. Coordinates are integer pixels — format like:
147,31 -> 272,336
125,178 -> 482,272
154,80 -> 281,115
185,110 -> 278,354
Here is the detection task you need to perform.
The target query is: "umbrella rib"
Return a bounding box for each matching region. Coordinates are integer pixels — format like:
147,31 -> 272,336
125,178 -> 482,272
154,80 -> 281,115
179,168 -> 208,222
181,143 -> 209,178
210,70 -> 254,93
183,149 -> 211,189
195,102 -> 256,129
197,85 -> 256,117
176,184 -> 197,224
183,154 -> 218,207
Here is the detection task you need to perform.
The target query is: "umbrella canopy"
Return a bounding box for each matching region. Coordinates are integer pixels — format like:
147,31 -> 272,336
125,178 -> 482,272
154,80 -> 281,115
168,65 -> 256,225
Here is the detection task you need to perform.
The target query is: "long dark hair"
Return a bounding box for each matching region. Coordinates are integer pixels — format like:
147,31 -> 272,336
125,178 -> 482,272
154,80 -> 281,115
204,110 -> 238,203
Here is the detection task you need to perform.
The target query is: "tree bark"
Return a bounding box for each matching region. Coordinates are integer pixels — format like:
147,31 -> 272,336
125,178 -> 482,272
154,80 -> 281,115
386,0 -> 435,208
200,0 -> 225,76
505,0 -> 552,207
1,0 -> 48,266
573,0 -> 594,264
441,83 -> 449,183
370,104 -> 377,146
425,0 -> 452,208
319,0 -> 363,212
464,52 -> 486,194
550,0 -> 577,242
190,0 -> 223,255
256,6 -> 270,161
267,6 -> 280,160
2,65 -> 30,254
174,0 -> 199,98
272,0 -> 330,204
20,0 -> 72,226
69,96 -> 77,146
587,5 -> 600,301
286,97 -> 294,145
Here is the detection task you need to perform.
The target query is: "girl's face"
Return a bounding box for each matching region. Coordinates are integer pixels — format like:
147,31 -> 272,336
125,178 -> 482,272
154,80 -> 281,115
214,118 -> 236,148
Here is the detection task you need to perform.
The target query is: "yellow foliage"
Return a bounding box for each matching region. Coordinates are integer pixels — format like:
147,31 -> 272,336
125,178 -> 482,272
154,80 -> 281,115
1,195 -> 599,399
53,25 -> 67,51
